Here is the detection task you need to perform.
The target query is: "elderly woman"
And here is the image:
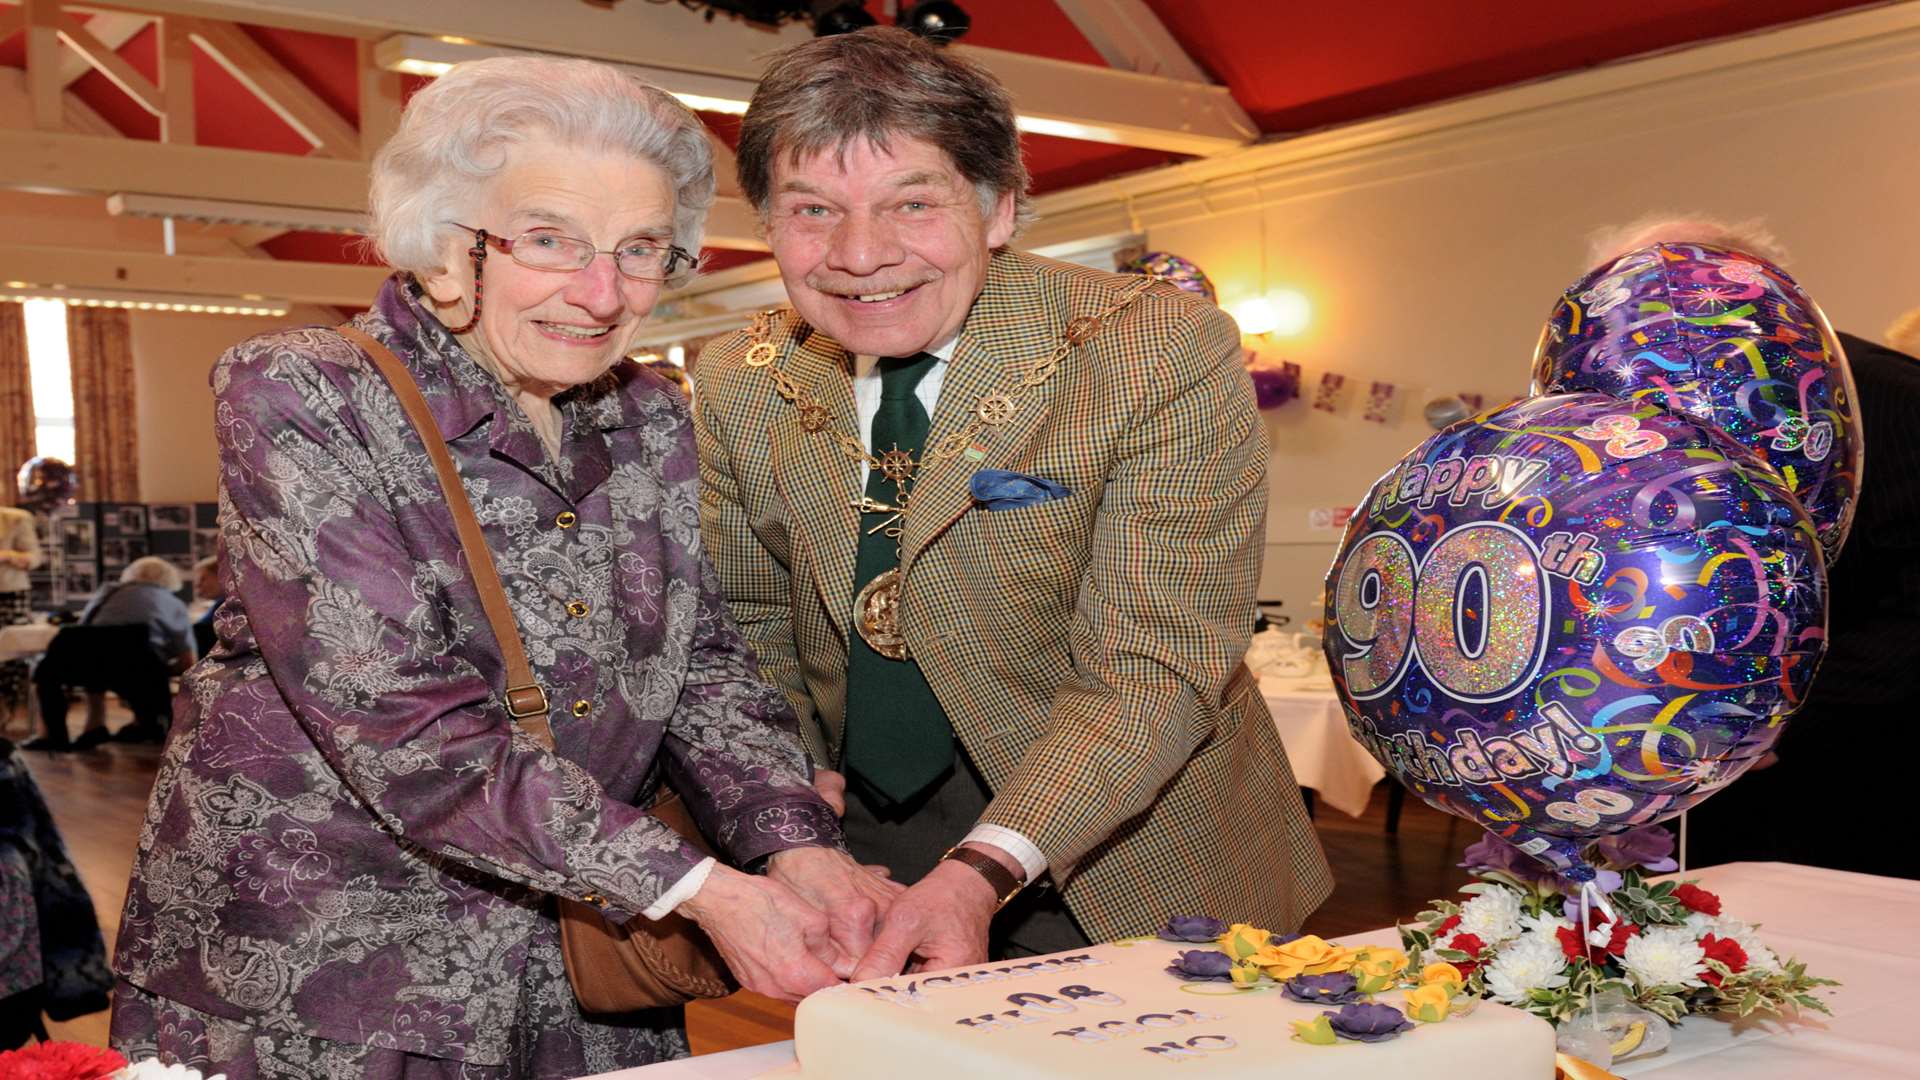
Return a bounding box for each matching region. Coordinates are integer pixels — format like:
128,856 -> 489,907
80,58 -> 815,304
109,57 -> 895,1078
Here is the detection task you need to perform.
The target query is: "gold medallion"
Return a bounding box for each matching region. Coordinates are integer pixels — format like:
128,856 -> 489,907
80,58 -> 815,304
976,393 -> 1017,426
1064,315 -> 1101,345
878,447 -> 917,485
799,403 -> 830,432
745,342 -> 778,368
854,567 -> 910,660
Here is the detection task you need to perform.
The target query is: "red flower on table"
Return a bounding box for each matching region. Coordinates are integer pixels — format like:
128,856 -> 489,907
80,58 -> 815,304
1436,914 -> 1462,936
1557,916 -> 1638,965
1699,933 -> 1749,987
1672,883 -> 1722,916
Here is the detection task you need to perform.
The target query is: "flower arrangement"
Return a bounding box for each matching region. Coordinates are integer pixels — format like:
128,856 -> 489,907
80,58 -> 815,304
0,1044 -> 223,1080
0,1042 -> 125,1080
1398,826 -> 1837,1030
1158,915 -> 1474,1045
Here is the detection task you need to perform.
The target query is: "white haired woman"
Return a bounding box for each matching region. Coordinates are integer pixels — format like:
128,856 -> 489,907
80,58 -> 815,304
108,57 -> 895,1078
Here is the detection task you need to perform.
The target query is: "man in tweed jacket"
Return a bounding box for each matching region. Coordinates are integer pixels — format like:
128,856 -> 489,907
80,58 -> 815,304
695,28 -> 1330,977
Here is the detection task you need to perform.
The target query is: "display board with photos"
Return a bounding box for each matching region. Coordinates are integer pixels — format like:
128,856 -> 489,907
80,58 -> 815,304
30,501 -> 219,611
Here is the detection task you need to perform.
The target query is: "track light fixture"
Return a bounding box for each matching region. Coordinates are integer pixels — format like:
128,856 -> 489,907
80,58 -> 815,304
648,0 -> 966,41
899,1 -> 970,43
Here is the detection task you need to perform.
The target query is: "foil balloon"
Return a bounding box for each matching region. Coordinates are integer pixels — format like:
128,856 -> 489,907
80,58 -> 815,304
1322,393 -> 1827,881
1532,242 -> 1861,563
15,456 -> 78,513
1118,251 -> 1218,305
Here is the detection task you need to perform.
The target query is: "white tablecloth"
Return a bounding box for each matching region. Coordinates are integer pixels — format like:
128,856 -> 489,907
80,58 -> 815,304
0,622 -> 56,661
1260,672 -> 1383,817
582,862 -> 1920,1079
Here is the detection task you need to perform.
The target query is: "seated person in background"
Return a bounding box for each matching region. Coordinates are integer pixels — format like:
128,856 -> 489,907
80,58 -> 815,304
188,555 -> 220,659
25,557 -> 193,751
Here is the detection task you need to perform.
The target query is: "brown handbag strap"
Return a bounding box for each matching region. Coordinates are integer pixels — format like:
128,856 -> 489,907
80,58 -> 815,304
337,324 -> 556,751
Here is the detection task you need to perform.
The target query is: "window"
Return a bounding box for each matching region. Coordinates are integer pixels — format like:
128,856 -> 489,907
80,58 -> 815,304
22,299 -> 75,464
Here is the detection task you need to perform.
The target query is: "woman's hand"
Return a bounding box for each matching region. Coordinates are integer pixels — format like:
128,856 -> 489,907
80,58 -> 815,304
676,864 -> 844,1001
766,846 -> 906,977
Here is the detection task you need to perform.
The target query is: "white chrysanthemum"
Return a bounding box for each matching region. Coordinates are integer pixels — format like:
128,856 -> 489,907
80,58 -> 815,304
115,1062 -> 227,1080
1623,926 -> 1707,989
1483,930 -> 1570,1004
1457,887 -> 1527,945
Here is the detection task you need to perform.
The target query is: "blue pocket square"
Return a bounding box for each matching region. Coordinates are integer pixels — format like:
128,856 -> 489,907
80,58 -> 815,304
971,469 -> 1071,510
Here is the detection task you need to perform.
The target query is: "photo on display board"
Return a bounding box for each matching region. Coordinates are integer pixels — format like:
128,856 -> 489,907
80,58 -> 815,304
150,504 -> 193,530
64,563 -> 96,598
193,529 -> 219,560
60,518 -> 96,560
122,505 -> 148,535
102,538 -> 130,567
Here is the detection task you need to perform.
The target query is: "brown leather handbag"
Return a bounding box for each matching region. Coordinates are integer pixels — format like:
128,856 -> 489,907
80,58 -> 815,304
340,325 -> 739,1011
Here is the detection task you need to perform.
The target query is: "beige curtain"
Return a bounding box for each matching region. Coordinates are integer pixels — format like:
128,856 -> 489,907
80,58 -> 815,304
0,305 -> 35,507
67,306 -> 141,502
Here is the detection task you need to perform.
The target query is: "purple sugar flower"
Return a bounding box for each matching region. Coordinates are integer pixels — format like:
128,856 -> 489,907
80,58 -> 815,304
1591,826 -> 1678,872
1167,950 -> 1235,982
1323,1002 -> 1416,1043
1282,972 -> 1362,1005
1158,915 -> 1229,943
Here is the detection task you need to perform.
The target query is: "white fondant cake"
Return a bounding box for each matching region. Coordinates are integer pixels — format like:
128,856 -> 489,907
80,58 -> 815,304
792,939 -> 1557,1078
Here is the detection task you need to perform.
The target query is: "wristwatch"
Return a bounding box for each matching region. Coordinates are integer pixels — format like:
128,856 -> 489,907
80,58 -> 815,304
941,844 -> 1025,909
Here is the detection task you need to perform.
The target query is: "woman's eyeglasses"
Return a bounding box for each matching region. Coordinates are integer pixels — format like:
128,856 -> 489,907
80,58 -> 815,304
451,223 -> 696,283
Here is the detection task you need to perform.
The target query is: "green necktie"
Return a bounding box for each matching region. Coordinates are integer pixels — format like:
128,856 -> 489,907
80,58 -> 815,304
843,353 -> 955,804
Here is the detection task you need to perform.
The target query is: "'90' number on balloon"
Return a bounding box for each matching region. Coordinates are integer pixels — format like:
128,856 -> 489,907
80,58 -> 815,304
1332,521 -> 1550,703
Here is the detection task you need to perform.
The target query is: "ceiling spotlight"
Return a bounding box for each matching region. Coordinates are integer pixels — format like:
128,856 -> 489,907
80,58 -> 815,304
811,0 -> 877,35
900,0 -> 970,43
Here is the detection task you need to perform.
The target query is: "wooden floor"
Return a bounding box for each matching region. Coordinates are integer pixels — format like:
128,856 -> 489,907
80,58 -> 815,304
21,727 -> 1477,1056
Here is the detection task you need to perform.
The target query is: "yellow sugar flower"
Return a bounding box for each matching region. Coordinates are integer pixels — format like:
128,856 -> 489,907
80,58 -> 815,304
1404,983 -> 1452,1023
1253,935 -> 1354,980
1350,945 -> 1411,993
1421,962 -> 1465,994
1218,923 -> 1274,962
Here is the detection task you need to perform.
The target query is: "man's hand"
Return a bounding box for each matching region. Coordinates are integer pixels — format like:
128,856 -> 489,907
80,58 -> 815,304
766,846 -> 905,977
812,767 -> 848,816
677,864 -> 844,1002
850,844 -> 1013,981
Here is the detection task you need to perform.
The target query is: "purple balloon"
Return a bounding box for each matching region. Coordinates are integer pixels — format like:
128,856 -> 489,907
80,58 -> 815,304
15,456 -> 78,513
1118,251 -> 1218,305
1322,393 -> 1827,880
1532,242 -> 1862,563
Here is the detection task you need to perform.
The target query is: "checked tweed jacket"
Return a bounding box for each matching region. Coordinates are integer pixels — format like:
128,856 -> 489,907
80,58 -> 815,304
695,249 -> 1333,940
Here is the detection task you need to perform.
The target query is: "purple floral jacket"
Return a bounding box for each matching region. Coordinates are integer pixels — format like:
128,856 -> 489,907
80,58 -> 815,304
113,277 -> 841,1066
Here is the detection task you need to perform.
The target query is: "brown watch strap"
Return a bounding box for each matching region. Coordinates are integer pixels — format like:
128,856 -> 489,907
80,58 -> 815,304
941,844 -> 1025,909
336,324 -> 555,752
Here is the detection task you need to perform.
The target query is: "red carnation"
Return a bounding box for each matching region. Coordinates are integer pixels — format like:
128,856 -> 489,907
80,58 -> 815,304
1699,933 -> 1749,987
1447,932 -> 1486,957
1672,884 -> 1722,916
1436,914 -> 1462,936
0,1041 -> 128,1080
1557,919 -> 1638,965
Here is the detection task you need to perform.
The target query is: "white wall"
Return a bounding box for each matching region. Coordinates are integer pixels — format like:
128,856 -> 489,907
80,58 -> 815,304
131,306 -> 337,503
